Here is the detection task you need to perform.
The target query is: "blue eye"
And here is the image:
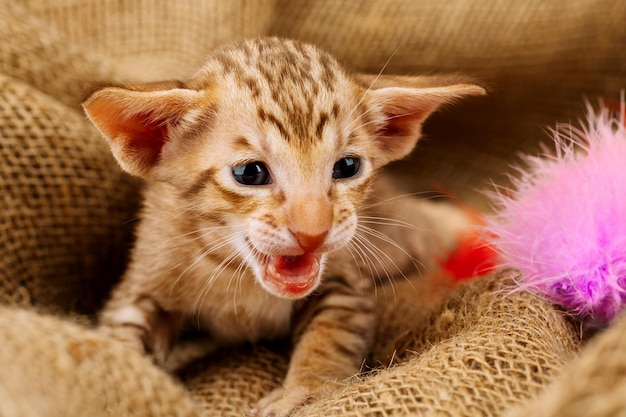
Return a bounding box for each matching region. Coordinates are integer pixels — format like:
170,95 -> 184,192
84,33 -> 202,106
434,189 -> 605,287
332,157 -> 361,179
232,162 -> 271,185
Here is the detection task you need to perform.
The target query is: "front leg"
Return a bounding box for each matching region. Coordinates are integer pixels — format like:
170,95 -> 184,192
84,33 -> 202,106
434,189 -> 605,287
253,270 -> 375,417
99,277 -> 183,364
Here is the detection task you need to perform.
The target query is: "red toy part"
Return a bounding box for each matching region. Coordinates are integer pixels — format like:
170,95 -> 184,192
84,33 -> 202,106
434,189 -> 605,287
604,99 -> 625,127
424,189 -> 498,282
441,232 -> 497,281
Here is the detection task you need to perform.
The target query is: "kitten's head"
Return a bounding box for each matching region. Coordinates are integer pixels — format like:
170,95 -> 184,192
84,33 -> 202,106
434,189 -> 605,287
83,38 -> 484,299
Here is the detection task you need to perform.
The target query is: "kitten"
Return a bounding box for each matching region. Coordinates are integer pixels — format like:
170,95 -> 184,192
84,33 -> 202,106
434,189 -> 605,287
82,37 -> 484,417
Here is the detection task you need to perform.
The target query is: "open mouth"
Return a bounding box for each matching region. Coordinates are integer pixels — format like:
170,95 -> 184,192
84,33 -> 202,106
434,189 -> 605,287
260,252 -> 321,299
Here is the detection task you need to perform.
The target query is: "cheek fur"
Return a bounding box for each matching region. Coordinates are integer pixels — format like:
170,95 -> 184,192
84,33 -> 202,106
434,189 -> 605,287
184,180 -> 266,222
323,208 -> 358,251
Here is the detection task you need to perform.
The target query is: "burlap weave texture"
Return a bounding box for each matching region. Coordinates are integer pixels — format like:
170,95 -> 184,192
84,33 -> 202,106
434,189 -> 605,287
506,311 -> 626,417
1,1 -> 625,416
0,72 -> 140,312
164,273 -> 579,416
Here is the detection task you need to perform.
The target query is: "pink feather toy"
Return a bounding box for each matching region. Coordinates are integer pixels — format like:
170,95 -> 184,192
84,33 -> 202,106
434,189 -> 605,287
487,97 -> 626,327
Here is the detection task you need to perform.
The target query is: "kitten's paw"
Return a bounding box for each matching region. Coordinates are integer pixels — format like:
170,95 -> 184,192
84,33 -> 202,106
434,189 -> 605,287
251,386 -> 311,417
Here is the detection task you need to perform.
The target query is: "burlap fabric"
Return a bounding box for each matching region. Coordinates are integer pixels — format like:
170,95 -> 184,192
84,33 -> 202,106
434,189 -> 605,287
505,310 -> 626,417
0,306 -> 201,417
271,0 -> 626,211
0,23 -> 140,310
1,1 -> 625,416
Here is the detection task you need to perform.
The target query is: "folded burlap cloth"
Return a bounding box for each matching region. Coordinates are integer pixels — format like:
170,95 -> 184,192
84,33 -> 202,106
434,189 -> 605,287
2,1 -> 626,416
0,272 -> 580,417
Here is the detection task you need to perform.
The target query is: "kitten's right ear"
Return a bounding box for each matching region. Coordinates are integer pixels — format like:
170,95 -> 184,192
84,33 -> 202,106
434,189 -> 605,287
356,74 -> 486,167
82,83 -> 210,178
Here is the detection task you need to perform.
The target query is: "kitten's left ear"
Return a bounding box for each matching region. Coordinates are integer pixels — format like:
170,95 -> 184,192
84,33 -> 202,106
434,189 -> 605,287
82,81 -> 211,178
358,74 -> 486,166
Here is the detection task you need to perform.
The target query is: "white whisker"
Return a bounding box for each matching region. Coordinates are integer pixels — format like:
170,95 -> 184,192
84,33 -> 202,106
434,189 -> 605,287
193,247 -> 244,319
357,224 -> 422,274
227,246 -> 257,319
360,192 -> 448,211
358,216 -> 417,230
169,229 -> 246,296
231,253 -> 252,319
159,225 -> 234,249
345,240 -> 382,299
345,109 -> 413,136
158,201 -> 203,224
345,46 -> 401,124
350,232 -> 399,299
345,240 -> 377,281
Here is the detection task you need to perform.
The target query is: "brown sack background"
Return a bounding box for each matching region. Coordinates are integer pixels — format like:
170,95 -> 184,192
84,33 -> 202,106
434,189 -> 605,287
1,1 -> 625,416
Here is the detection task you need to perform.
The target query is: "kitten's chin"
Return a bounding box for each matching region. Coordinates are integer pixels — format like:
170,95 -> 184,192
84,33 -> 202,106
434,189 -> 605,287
260,253 -> 322,299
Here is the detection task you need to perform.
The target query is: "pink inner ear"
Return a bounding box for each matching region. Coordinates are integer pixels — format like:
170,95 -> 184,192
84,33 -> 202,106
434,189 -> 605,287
86,94 -> 171,172
379,112 -> 419,138
376,110 -> 427,158
114,112 -> 168,169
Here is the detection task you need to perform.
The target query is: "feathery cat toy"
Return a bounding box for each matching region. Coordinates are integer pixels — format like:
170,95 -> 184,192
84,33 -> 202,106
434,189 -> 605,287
488,98 -> 626,327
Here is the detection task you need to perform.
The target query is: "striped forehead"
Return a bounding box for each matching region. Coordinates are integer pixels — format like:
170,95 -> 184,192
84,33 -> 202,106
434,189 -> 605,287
255,101 -> 342,147
211,38 -> 347,144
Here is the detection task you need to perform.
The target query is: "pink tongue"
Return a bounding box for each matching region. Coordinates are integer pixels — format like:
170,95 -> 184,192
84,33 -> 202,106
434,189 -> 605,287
266,253 -> 319,296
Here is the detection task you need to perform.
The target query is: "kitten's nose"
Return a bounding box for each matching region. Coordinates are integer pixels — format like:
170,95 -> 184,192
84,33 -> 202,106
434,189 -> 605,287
293,230 -> 328,252
287,192 -> 333,253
